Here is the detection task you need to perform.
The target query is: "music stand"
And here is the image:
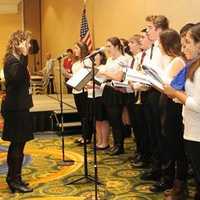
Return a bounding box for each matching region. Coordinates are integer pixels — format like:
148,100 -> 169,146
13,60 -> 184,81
65,59 -> 102,200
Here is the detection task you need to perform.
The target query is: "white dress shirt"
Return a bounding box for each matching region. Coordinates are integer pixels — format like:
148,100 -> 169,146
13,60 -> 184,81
143,40 -> 171,71
100,55 -> 129,74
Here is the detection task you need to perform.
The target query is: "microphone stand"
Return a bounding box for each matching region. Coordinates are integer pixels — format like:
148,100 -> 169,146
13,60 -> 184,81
57,57 -> 74,166
91,58 -> 99,200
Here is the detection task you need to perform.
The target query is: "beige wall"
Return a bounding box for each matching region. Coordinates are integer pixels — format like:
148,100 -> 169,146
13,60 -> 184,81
2,0 -> 200,68
0,12 -> 22,67
41,0 -> 94,93
41,0 -> 94,65
94,0 -> 200,46
41,0 -> 200,57
23,0 -> 42,72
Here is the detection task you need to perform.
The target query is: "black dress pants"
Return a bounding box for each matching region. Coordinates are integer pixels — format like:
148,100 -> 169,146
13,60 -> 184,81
144,89 -> 162,172
159,94 -> 188,183
127,92 -> 150,159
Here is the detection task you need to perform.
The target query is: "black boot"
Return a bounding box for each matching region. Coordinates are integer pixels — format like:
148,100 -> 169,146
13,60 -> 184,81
7,180 -> 33,193
14,153 -> 29,185
164,179 -> 188,200
7,152 -> 30,190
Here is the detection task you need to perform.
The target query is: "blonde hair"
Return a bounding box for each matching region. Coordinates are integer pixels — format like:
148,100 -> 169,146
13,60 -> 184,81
4,30 -> 31,64
129,34 -> 142,45
146,15 -> 169,30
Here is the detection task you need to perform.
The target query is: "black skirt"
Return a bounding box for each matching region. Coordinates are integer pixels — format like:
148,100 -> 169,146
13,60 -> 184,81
102,85 -> 124,106
87,97 -> 108,121
123,93 -> 135,105
1,110 -> 34,143
73,92 -> 88,118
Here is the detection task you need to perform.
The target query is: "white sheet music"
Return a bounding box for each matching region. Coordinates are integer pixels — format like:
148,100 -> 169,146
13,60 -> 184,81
146,74 -> 164,91
66,68 -> 91,90
66,67 -> 99,91
125,68 -> 151,85
142,65 -> 165,91
125,67 -> 164,92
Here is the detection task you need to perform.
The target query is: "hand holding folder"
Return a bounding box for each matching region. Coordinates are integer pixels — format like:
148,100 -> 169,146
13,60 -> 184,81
125,66 -> 165,92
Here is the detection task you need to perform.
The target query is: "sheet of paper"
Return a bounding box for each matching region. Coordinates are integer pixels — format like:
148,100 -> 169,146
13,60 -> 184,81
66,68 -> 91,88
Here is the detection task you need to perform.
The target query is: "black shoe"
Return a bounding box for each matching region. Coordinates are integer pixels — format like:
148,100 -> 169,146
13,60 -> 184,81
131,153 -> 141,163
131,154 -> 150,168
133,151 -> 140,159
140,170 -> 160,181
7,180 -> 33,193
129,152 -> 140,164
130,153 -> 141,163
74,137 -> 83,144
78,139 -> 91,146
109,146 -> 124,156
131,159 -> 145,168
150,180 -> 173,193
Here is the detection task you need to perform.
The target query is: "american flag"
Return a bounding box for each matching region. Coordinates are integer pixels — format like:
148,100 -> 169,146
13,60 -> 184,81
80,5 -> 93,52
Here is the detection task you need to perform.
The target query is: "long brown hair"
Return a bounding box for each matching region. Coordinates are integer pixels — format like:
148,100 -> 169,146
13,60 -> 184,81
107,37 -> 124,55
187,24 -> 200,81
4,30 -> 31,64
75,42 -> 89,60
159,29 -> 182,57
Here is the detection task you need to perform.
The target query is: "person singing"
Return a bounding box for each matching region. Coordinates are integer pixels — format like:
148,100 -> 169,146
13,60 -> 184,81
71,42 -> 93,145
99,37 -> 129,155
1,30 -> 33,193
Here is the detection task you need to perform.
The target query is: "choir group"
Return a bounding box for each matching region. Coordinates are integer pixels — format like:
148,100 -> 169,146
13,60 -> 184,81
68,15 -> 200,200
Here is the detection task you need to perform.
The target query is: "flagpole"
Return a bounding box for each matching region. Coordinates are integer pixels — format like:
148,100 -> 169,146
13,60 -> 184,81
83,0 -> 86,9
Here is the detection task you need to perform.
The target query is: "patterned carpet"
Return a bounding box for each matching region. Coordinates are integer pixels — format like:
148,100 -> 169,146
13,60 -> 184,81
0,134 -> 196,200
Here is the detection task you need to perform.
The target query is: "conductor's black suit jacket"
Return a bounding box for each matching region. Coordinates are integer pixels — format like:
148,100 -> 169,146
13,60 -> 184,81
1,54 -> 33,112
